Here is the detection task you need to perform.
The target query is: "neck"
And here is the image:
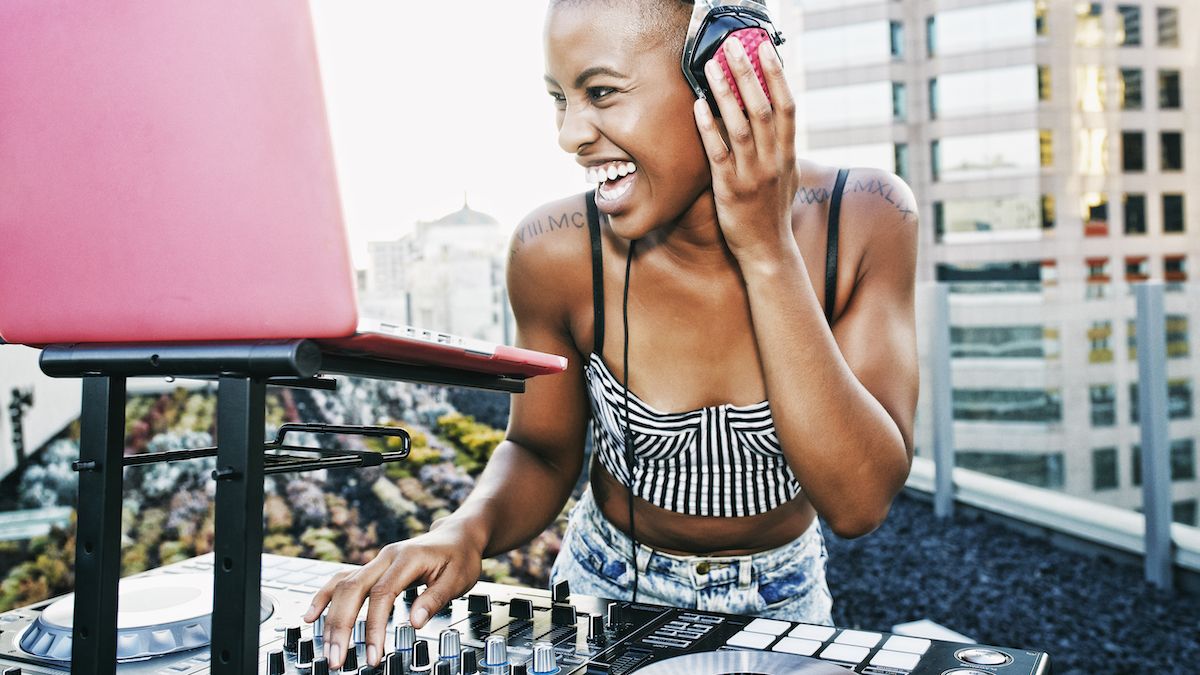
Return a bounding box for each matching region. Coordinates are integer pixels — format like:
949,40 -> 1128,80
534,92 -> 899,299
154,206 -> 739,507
641,189 -> 736,269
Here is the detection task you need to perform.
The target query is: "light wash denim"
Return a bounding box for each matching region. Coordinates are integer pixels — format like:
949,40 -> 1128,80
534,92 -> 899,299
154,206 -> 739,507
550,488 -> 834,626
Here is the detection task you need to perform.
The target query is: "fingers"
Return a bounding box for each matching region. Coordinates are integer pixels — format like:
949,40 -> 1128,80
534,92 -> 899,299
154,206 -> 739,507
758,40 -> 796,165
694,99 -> 732,174
705,58 -> 756,166
302,569 -> 346,623
723,36 -> 776,158
320,558 -> 391,670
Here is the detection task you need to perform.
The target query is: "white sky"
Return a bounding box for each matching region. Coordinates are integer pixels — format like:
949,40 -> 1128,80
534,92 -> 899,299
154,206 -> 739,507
308,0 -> 788,268
308,1 -> 581,268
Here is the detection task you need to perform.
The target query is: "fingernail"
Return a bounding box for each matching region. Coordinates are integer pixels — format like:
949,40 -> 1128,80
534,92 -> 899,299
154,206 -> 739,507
411,607 -> 429,627
727,37 -> 745,58
329,643 -> 340,669
762,42 -> 781,67
694,99 -> 711,121
706,60 -> 724,84
368,644 -> 378,666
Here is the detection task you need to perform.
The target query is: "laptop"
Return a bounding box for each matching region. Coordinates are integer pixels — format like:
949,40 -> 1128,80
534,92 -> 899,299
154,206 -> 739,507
0,1 -> 565,379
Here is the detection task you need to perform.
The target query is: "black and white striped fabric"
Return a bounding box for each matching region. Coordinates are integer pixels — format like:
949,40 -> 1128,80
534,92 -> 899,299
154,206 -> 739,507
586,352 -> 802,517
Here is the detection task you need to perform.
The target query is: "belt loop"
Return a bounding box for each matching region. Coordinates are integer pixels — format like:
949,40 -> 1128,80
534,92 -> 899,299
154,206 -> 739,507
738,557 -> 752,589
636,543 -> 653,574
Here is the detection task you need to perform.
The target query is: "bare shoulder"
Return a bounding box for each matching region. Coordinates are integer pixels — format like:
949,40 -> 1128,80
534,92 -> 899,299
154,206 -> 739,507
506,192 -> 595,327
838,167 -> 919,280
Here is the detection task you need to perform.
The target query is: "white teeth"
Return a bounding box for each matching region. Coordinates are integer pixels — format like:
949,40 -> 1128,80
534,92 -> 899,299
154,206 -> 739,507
617,164 -> 629,177
598,176 -> 634,202
626,162 -> 637,174
584,161 -> 638,185
607,166 -> 619,181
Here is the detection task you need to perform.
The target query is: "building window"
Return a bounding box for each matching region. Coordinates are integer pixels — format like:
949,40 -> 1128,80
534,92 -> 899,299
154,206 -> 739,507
928,78 -> 938,119
1120,68 -> 1143,109
1125,255 -> 1149,282
950,325 -> 1048,359
1122,131 -> 1145,172
1161,131 -> 1183,170
1129,379 -> 1194,422
1175,500 -> 1199,527
1036,65 -> 1051,101
957,451 -> 1064,489
1039,129 -> 1053,167
933,201 -> 944,240
1090,385 -> 1116,426
1159,70 -> 1181,109
1158,7 -> 1179,47
1088,320 -> 1113,361
952,388 -> 1062,423
1124,194 -> 1147,234
890,20 -> 904,58
1076,2 -> 1103,47
1082,192 -> 1108,236
894,143 -> 909,181
926,15 -> 936,57
1117,5 -> 1142,45
1163,194 -> 1185,233
1093,447 -> 1119,489
892,82 -> 907,120
1132,439 -> 1197,485
930,140 -> 941,182
1165,255 -> 1188,282
1041,195 -> 1056,230
1167,314 -> 1190,358
1036,0 -> 1048,35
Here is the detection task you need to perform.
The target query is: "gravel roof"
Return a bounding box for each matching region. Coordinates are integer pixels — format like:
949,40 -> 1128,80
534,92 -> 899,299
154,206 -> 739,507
824,491 -> 1200,674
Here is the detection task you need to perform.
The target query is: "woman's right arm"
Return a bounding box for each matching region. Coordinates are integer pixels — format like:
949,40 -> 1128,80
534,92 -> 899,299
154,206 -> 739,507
305,197 -> 592,669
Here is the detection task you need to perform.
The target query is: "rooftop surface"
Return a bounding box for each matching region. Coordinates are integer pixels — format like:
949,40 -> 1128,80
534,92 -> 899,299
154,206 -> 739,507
824,491 -> 1199,674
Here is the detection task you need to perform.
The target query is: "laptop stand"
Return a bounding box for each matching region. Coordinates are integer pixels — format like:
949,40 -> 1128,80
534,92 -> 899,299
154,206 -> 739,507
38,339 -> 530,675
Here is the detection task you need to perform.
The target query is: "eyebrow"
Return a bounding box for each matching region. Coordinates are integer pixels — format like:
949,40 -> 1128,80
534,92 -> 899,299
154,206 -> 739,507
543,66 -> 628,89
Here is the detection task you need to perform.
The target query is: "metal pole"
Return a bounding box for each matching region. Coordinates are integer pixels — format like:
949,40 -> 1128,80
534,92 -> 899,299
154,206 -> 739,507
1134,281 -> 1173,590
71,376 -> 127,675
931,283 -> 955,518
210,376 -> 267,673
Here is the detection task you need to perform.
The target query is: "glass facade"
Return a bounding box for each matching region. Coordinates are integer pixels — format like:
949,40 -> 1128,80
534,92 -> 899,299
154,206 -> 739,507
1128,378 -> 1193,422
938,196 -> 1041,242
957,451 -> 1065,489
933,130 -> 1040,181
1161,131 -> 1184,171
950,325 -> 1047,358
953,388 -> 1062,423
1159,70 -> 1181,109
1090,385 -> 1116,426
1117,5 -> 1141,46
1163,194 -> 1185,233
936,66 -> 1038,118
1122,131 -> 1145,172
1119,68 -> 1143,109
1123,193 -> 1147,234
1133,439 -> 1196,484
804,82 -> 893,129
803,21 -> 891,70
1093,447 -> 1119,490
1157,7 -> 1179,47
936,1 -> 1036,55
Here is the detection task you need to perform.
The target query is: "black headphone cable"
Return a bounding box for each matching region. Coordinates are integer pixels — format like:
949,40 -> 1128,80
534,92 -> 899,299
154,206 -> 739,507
622,237 -> 640,602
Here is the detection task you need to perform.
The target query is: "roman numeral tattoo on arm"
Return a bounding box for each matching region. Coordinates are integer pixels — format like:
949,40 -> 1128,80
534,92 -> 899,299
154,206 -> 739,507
851,179 -> 917,221
508,210 -> 587,264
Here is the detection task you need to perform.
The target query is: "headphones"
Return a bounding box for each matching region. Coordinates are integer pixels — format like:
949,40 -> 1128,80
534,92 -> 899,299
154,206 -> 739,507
681,0 -> 786,117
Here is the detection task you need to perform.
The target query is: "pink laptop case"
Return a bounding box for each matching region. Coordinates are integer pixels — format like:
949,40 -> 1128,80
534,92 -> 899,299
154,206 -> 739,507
0,0 -> 358,344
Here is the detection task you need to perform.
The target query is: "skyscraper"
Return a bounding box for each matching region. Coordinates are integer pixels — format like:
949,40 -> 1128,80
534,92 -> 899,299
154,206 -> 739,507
785,0 -> 1198,520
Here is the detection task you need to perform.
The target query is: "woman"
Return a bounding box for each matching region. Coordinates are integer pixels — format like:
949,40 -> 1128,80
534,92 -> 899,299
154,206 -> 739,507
307,0 -> 919,669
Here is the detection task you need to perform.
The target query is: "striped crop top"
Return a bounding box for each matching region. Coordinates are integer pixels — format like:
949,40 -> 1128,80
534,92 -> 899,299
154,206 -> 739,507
584,168 -> 850,518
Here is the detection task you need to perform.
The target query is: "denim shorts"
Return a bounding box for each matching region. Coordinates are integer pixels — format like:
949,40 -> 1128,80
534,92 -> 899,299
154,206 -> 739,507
549,489 -> 834,626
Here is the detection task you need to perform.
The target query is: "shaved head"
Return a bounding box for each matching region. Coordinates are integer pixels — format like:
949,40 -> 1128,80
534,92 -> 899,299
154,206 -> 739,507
548,0 -> 694,58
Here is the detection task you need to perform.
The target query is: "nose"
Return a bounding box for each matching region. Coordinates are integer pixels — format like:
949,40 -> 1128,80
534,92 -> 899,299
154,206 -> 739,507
557,102 -> 600,156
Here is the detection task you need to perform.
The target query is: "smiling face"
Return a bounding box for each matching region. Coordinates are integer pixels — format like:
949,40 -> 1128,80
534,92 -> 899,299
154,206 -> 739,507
543,1 -> 711,240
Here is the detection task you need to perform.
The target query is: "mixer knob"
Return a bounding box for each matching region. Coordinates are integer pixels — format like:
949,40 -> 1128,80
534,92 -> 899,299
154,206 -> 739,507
315,612 -> 327,637
467,593 -> 492,615
606,604 -> 620,625
269,649 -> 286,675
461,648 -> 479,675
550,603 -> 576,626
313,657 -> 330,675
551,580 -> 570,603
299,639 -> 316,666
354,618 -> 367,644
384,651 -> 403,675
509,598 -> 533,620
341,646 -> 359,672
412,639 -> 432,672
357,667 -> 374,675
439,628 -> 462,662
286,625 -> 302,652
482,635 -> 509,674
512,664 -> 528,675
531,642 -> 558,675
588,614 -> 606,643
395,621 -> 417,652
2,669 -> 20,675
404,585 -> 420,603
435,661 -> 453,675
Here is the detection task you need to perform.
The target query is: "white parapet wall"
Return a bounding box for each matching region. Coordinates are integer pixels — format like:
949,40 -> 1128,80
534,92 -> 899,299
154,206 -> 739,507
0,346 -> 81,482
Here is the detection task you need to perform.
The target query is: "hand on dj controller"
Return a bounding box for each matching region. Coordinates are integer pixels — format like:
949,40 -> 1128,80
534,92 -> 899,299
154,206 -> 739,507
302,524 -> 484,669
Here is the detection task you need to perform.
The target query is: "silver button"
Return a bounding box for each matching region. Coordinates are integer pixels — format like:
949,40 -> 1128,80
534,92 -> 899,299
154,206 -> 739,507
956,648 -> 1012,666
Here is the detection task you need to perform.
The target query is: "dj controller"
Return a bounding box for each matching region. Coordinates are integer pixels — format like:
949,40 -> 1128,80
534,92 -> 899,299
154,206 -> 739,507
0,553 -> 1051,674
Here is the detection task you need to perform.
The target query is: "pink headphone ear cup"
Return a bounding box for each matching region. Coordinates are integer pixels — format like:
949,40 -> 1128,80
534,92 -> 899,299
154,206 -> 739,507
712,27 -> 773,110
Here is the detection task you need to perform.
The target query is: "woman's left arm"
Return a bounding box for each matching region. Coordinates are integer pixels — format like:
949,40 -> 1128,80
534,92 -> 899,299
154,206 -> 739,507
694,38 -> 918,539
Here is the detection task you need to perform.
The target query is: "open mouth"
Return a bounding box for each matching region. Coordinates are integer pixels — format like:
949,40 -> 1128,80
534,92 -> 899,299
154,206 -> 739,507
586,161 -> 637,212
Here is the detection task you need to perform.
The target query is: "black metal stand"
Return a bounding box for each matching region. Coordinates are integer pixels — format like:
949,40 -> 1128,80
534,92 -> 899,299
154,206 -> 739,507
40,339 -> 527,675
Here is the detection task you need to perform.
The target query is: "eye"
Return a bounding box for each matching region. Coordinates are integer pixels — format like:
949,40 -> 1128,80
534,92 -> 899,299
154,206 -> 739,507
548,91 -> 567,109
587,86 -> 615,101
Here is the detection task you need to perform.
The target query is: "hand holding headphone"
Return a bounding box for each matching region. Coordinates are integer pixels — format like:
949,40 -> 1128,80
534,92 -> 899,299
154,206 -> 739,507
681,0 -> 786,117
